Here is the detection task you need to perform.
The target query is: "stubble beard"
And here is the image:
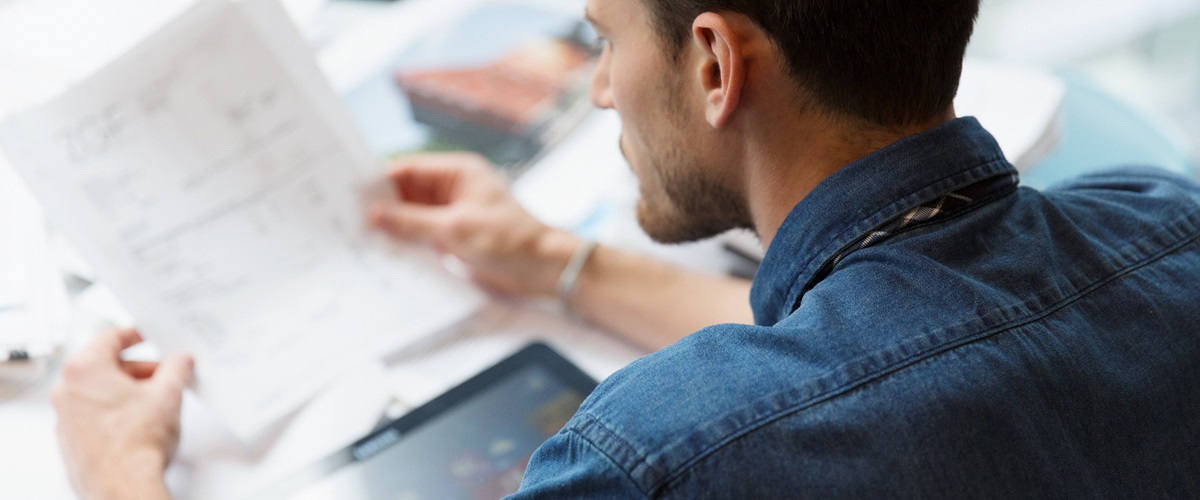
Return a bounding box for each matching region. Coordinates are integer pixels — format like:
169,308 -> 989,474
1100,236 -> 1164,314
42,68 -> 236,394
621,59 -> 754,244
626,96 -> 754,244
634,141 -> 753,244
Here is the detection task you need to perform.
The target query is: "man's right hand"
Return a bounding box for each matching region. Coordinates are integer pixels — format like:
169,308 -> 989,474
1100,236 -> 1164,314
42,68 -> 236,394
368,152 -> 582,297
52,328 -> 191,500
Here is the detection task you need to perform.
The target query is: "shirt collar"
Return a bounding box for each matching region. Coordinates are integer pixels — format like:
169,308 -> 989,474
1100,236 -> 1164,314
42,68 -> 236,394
750,117 -> 1017,325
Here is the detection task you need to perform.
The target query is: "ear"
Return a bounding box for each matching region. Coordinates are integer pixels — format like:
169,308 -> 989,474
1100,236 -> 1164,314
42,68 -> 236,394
691,12 -> 745,128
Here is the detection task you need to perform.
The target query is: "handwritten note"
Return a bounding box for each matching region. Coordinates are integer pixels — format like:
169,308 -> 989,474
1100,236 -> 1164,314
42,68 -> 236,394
0,0 -> 484,439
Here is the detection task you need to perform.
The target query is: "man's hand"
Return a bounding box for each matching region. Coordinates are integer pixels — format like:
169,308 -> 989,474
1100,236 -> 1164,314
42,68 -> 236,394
369,152 -> 581,297
368,152 -> 755,350
52,328 -> 193,500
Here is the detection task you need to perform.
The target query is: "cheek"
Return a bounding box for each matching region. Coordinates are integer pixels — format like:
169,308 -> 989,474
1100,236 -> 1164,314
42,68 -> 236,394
608,54 -> 675,184
607,55 -> 650,126
612,91 -> 655,162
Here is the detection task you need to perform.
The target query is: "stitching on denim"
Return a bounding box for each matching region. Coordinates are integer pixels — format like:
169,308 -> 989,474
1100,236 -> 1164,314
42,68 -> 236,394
655,210 -> 1200,493
571,413 -> 663,496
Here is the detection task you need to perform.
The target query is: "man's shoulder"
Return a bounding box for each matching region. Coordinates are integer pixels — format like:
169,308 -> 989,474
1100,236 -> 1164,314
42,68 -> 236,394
1040,166 -> 1200,216
561,322 -> 850,494
542,168 -> 1200,496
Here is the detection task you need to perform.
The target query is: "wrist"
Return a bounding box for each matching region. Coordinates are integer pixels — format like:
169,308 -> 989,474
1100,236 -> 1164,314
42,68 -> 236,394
534,229 -> 584,297
556,239 -> 598,318
86,449 -> 170,500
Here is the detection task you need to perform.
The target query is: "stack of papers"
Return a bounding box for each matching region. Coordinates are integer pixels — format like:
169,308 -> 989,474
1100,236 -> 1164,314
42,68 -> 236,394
0,0 -> 484,439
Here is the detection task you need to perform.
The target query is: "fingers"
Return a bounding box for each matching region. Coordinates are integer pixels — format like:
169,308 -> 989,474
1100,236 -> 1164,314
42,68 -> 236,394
120,360 -> 160,380
89,328 -> 143,359
389,152 -> 491,173
386,152 -> 493,205
152,353 -> 194,393
388,164 -> 458,205
369,201 -> 452,243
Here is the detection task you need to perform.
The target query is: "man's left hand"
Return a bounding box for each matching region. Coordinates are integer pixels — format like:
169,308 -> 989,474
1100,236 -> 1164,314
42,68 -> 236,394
52,328 -> 193,500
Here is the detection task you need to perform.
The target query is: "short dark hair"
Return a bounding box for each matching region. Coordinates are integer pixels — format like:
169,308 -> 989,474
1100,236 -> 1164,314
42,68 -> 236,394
645,0 -> 980,127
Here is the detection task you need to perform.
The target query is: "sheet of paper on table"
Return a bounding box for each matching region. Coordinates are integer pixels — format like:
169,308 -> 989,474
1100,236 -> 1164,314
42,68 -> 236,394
0,0 -> 484,440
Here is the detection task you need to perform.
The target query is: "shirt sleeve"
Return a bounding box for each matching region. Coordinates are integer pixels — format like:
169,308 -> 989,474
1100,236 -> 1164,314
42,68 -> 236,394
507,429 -> 646,499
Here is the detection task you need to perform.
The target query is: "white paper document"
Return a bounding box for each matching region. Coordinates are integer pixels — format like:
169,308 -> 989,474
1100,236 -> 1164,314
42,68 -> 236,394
0,0 -> 484,439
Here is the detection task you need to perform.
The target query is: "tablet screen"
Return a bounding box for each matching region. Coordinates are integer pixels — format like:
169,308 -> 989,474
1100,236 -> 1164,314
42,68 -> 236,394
261,343 -> 596,500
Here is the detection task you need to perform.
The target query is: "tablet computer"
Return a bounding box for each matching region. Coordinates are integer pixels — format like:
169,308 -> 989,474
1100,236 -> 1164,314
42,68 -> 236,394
257,342 -> 597,499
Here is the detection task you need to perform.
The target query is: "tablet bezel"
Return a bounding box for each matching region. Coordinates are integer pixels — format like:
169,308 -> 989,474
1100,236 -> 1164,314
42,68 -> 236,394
254,342 -> 597,499
363,342 -> 596,451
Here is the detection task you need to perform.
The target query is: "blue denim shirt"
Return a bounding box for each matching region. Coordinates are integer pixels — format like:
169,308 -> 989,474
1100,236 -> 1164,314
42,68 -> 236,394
513,118 -> 1200,498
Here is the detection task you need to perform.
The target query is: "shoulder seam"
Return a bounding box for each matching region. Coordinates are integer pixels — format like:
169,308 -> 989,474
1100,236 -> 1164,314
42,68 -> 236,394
568,413 -> 660,497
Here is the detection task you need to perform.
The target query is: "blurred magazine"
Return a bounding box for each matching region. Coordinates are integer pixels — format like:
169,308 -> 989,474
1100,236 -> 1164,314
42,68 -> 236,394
341,0 -> 598,174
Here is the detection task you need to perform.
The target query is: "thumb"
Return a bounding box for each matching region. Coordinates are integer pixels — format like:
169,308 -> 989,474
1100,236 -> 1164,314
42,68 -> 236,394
369,201 -> 451,243
152,353 -> 194,394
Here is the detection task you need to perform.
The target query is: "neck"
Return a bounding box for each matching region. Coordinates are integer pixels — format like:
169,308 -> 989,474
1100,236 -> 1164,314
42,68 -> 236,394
745,108 -> 956,247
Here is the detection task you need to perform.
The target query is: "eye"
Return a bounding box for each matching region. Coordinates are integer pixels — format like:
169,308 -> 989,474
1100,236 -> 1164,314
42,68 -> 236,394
592,36 -> 609,52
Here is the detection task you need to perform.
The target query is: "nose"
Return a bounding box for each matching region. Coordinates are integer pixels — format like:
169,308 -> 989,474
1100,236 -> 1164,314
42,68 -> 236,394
589,46 -> 614,110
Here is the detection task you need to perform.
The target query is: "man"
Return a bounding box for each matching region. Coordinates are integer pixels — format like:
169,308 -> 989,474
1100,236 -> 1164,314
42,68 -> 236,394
53,0 -> 1200,497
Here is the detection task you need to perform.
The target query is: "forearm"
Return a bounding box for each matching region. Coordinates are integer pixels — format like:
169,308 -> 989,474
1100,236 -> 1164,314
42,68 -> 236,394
566,242 -> 754,351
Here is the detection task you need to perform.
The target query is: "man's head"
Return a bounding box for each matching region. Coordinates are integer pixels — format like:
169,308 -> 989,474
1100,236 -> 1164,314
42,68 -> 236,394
642,0 -> 981,128
585,0 -> 981,244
